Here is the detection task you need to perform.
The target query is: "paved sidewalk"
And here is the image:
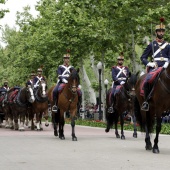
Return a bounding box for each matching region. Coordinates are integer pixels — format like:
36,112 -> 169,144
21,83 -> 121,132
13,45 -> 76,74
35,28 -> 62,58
0,123 -> 170,170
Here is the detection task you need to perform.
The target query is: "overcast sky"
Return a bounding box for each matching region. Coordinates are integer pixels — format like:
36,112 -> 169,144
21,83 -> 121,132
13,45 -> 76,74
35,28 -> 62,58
0,0 -> 39,46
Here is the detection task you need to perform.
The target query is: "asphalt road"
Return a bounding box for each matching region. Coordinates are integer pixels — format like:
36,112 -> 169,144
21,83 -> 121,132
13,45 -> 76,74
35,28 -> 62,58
0,123 -> 170,170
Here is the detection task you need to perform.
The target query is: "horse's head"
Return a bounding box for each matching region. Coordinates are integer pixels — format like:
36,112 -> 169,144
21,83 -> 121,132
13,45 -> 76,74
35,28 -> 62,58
26,85 -> 35,103
38,80 -> 48,98
124,72 -> 139,97
68,68 -> 80,94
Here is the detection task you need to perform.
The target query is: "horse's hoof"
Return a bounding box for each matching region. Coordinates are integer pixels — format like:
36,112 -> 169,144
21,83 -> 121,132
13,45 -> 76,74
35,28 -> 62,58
121,135 -> 125,140
45,123 -> 49,127
145,145 -> 152,150
105,128 -> 110,133
133,133 -> 137,138
72,137 -> 77,141
37,129 -> 41,131
40,128 -> 43,131
153,148 -> 159,154
116,134 -> 120,138
19,129 -> 25,131
5,125 -> 10,128
54,131 -> 58,136
59,136 -> 65,140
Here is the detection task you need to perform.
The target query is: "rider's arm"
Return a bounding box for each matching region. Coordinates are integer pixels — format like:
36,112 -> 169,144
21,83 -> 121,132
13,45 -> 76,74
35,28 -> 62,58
112,67 -> 118,82
140,43 -> 152,66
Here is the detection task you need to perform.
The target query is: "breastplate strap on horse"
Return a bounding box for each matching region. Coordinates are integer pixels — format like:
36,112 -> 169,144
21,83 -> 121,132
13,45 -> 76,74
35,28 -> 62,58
152,42 -> 168,58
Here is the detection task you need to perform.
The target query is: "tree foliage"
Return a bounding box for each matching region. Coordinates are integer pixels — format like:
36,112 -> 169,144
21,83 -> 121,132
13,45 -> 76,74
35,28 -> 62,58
0,0 -> 170,86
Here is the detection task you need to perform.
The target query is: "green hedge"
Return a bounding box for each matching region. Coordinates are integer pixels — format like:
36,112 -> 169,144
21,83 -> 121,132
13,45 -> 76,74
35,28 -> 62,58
65,119 -> 170,135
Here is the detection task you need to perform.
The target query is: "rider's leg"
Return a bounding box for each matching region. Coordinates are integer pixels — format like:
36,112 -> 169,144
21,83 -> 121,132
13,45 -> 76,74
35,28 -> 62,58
52,84 -> 59,112
141,82 -> 150,111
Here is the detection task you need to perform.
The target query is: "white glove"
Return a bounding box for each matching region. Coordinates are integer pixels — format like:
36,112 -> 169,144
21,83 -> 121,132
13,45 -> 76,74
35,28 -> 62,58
120,81 -> 125,85
34,85 -> 37,88
163,62 -> 169,68
146,62 -> 156,68
65,74 -> 69,77
62,79 -> 68,84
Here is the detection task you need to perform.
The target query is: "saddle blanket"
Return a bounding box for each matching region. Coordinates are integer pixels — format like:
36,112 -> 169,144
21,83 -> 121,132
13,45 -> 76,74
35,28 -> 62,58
0,95 -> 5,103
8,90 -> 19,103
140,67 -> 162,96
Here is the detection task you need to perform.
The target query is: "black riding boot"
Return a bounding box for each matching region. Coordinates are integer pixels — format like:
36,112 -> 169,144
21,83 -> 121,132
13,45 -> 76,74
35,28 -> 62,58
52,93 -> 58,112
141,84 -> 150,111
108,96 -> 115,113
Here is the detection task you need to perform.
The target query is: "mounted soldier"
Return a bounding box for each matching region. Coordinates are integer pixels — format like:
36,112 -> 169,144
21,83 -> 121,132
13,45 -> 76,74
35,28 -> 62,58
140,17 -> 170,111
27,72 -> 36,86
52,51 -> 82,112
33,67 -> 46,91
0,80 -> 10,106
108,52 -> 130,113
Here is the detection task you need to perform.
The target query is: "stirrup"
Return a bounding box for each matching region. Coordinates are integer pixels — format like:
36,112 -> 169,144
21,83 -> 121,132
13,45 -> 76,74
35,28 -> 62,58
52,105 -> 58,112
141,102 -> 149,111
108,107 -> 114,113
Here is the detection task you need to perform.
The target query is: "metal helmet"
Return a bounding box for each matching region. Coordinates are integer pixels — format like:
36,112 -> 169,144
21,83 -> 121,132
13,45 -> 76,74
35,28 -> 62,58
63,53 -> 70,58
63,49 -> 71,58
37,68 -> 43,72
117,52 -> 124,60
30,72 -> 36,76
155,17 -> 165,31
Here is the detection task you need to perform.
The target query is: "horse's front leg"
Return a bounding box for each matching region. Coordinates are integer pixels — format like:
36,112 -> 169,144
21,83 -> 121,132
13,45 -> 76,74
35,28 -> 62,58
152,117 -> 161,153
132,115 -> 138,138
70,112 -> 77,141
43,109 -> 49,127
13,112 -> 19,130
145,124 -> 152,150
120,113 -> 125,139
115,113 -> 120,138
52,111 -> 58,136
59,110 -> 65,140
35,112 -> 42,131
19,112 -> 25,131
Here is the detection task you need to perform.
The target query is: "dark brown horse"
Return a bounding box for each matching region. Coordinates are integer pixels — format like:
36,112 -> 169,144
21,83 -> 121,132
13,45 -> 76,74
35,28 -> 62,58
48,68 -> 80,141
105,73 -> 138,139
7,85 -> 35,130
134,66 -> 170,153
29,80 -> 49,130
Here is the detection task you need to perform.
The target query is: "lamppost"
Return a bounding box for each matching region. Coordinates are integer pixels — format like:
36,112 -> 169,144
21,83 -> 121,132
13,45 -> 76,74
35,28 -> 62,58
104,79 -> 109,96
104,79 -> 109,121
97,61 -> 102,120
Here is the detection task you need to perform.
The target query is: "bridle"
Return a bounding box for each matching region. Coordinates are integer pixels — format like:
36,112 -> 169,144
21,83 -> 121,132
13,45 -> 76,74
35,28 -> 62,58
35,81 -> 48,102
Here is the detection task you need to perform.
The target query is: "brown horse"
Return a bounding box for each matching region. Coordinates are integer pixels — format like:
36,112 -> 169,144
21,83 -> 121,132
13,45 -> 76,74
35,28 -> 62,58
134,66 -> 170,153
30,80 -> 49,130
7,85 -> 35,130
105,73 -> 138,139
48,68 -> 80,141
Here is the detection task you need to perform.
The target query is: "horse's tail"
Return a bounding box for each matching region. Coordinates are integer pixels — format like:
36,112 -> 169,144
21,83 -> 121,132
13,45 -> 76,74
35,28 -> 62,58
134,96 -> 144,131
105,112 -> 116,132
